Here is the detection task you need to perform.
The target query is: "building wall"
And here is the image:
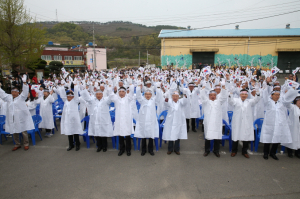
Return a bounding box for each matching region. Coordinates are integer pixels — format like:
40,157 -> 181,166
160,37 -> 300,69
42,50 -> 85,66
86,48 -> 107,70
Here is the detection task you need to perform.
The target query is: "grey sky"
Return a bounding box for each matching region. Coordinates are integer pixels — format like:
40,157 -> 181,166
25,0 -> 300,29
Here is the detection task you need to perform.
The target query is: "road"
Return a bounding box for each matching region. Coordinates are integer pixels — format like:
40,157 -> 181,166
0,120 -> 300,199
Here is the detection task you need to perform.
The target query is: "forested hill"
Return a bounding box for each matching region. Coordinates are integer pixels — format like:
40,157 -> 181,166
38,21 -> 184,67
39,21 -> 184,39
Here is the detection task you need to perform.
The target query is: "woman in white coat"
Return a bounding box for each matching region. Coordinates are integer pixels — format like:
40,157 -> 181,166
260,83 -> 298,160
163,90 -> 188,155
109,85 -> 135,156
228,88 -> 261,158
201,86 -> 227,157
0,83 -> 34,151
281,95 -> 300,158
35,89 -> 55,138
80,89 -> 113,152
54,85 -> 83,151
134,87 -> 161,156
25,91 -> 37,116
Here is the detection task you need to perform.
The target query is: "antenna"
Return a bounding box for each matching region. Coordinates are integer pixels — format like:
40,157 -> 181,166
56,9 -> 58,22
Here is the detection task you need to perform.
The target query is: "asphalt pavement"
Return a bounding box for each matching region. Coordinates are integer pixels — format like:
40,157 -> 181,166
0,119 -> 300,199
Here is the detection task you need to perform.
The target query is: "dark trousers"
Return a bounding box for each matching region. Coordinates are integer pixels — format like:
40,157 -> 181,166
168,140 -> 180,152
119,136 -> 131,152
286,148 -> 300,155
263,143 -> 279,155
96,137 -> 107,149
46,129 -> 51,133
68,134 -> 80,147
186,118 -> 196,130
232,141 -> 249,154
205,139 -> 220,153
142,138 -> 153,153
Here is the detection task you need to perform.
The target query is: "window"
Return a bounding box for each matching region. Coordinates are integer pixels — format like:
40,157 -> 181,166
54,55 -> 62,61
64,56 -> 72,60
74,56 -> 82,60
41,55 -> 52,60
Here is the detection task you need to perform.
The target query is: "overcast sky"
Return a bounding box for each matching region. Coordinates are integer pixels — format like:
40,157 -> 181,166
25,0 -> 300,29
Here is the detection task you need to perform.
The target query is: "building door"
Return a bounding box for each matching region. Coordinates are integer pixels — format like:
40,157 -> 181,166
277,52 -> 300,74
192,52 -> 215,69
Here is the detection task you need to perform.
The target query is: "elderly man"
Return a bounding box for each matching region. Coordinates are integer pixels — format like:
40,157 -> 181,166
229,88 -> 261,158
0,82 -> 34,151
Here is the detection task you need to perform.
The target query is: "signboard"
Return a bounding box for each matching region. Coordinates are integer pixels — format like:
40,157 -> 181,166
45,60 -> 84,66
35,69 -> 44,81
2,69 -> 11,76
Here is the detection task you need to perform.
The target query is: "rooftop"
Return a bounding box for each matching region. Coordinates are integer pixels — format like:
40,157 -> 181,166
158,28 -> 300,38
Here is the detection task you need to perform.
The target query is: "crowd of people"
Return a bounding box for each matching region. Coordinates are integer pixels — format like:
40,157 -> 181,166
0,65 -> 300,161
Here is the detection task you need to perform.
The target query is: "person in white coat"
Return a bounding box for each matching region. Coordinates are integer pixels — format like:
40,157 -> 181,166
109,85 -> 135,156
281,95 -> 300,158
35,89 -> 55,137
229,88 -> 261,158
201,86 -> 227,157
80,89 -> 113,152
180,81 -> 200,132
260,81 -> 298,160
0,83 -> 34,151
163,90 -> 188,155
54,85 -> 83,151
134,87 -> 161,156
25,91 -> 37,116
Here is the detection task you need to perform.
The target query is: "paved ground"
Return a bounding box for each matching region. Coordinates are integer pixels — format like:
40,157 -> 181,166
0,120 -> 300,199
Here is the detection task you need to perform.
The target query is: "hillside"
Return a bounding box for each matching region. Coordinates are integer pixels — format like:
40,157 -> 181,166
38,21 -> 185,68
38,21 -> 184,39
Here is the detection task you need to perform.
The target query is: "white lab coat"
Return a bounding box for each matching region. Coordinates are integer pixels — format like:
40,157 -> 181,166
201,89 -> 227,140
282,104 -> 300,149
79,96 -> 87,129
162,97 -> 188,141
55,85 -> 83,135
36,95 -> 55,129
109,85 -> 135,136
134,87 -> 160,139
229,94 -> 261,141
26,100 -> 37,116
260,89 -> 298,143
80,89 -> 113,137
0,98 -> 7,116
180,86 -> 201,119
0,84 -> 34,134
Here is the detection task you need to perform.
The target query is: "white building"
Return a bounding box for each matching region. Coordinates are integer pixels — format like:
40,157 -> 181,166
86,47 -> 107,70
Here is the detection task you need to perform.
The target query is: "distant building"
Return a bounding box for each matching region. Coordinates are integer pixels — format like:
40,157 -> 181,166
158,26 -> 300,73
41,42 -> 107,70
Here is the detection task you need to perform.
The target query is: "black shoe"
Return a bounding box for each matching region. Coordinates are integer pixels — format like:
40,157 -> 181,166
288,153 -> 293,158
192,129 -> 197,133
118,150 -> 124,156
149,151 -> 155,156
295,154 -> 300,159
270,153 -> 279,160
67,146 -> 74,151
141,151 -> 146,156
213,151 -> 220,158
96,148 -> 102,152
203,151 -> 210,157
263,154 -> 268,160
75,145 -> 80,151
127,151 -> 131,156
103,148 -> 107,152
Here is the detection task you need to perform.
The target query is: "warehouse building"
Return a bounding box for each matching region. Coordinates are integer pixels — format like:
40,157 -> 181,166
158,25 -> 300,73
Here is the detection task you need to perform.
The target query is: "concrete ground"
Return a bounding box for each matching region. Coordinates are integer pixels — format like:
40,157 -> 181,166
0,120 -> 300,199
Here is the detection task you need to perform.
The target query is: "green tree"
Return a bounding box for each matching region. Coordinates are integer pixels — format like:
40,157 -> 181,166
48,61 -> 63,72
0,0 -> 45,71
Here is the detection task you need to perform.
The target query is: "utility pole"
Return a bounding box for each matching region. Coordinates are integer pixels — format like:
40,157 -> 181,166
93,23 -> 96,70
139,51 -> 140,66
147,50 -> 148,65
56,9 -> 58,22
